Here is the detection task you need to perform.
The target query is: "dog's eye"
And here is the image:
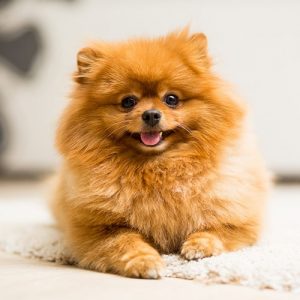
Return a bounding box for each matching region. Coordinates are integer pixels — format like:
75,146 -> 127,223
121,96 -> 137,109
164,94 -> 179,107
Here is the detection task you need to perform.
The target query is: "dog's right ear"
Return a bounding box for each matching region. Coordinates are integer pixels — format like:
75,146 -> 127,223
73,47 -> 102,84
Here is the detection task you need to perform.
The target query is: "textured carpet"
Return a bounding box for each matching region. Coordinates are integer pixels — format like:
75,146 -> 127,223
0,186 -> 300,293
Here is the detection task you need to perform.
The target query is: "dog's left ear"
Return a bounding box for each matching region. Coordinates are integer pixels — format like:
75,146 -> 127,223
74,46 -> 102,84
189,33 -> 211,69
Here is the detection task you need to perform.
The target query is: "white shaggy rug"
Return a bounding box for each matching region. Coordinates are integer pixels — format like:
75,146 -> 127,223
1,186 -> 300,293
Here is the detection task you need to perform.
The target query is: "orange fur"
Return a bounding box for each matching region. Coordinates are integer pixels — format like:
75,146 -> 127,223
51,29 -> 270,279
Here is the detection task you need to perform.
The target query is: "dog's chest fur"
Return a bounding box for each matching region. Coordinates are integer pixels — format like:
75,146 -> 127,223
77,157 -> 217,253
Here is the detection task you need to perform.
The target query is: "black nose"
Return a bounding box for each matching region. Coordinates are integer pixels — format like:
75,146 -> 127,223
142,109 -> 161,126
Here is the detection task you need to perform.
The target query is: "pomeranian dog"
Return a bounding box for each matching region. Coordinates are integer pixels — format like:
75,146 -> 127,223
52,29 -> 270,279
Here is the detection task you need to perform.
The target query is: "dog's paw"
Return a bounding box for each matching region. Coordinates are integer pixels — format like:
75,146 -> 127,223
181,231 -> 224,260
120,248 -> 163,279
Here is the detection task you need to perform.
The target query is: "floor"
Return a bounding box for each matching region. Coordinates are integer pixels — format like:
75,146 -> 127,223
0,179 -> 300,300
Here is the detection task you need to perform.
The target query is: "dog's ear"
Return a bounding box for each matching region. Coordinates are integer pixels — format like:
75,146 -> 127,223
74,47 -> 102,84
190,33 -> 207,53
189,33 -> 211,69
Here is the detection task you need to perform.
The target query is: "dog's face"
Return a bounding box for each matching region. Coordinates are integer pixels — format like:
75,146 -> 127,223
57,30 -> 244,163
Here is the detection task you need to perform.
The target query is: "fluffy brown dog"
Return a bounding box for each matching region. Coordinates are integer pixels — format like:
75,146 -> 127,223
52,29 -> 270,279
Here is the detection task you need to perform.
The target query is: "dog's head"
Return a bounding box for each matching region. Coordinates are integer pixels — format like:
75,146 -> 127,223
57,30 -> 244,164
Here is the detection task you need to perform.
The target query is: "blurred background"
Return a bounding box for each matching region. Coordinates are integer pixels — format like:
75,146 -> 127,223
0,0 -> 299,182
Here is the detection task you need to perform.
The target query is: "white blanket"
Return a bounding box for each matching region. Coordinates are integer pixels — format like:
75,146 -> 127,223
0,186 -> 300,293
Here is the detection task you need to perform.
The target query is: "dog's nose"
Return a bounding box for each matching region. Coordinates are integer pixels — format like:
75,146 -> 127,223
142,109 -> 161,127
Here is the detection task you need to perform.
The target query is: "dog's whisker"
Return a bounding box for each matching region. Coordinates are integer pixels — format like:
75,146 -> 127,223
105,125 -> 128,138
102,121 -> 130,135
176,122 -> 192,135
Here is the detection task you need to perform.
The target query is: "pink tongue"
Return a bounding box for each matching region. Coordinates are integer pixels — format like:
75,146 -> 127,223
140,132 -> 161,146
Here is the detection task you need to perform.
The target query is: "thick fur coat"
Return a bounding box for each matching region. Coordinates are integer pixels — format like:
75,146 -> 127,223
51,30 -> 270,278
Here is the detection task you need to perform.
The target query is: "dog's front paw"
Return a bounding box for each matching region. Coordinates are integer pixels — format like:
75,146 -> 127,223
181,231 -> 224,260
120,248 -> 163,279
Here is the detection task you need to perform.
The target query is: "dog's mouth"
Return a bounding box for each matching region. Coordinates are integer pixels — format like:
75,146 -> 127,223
129,130 -> 173,147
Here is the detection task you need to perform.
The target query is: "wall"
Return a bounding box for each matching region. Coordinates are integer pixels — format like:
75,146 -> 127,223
0,0 -> 299,174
